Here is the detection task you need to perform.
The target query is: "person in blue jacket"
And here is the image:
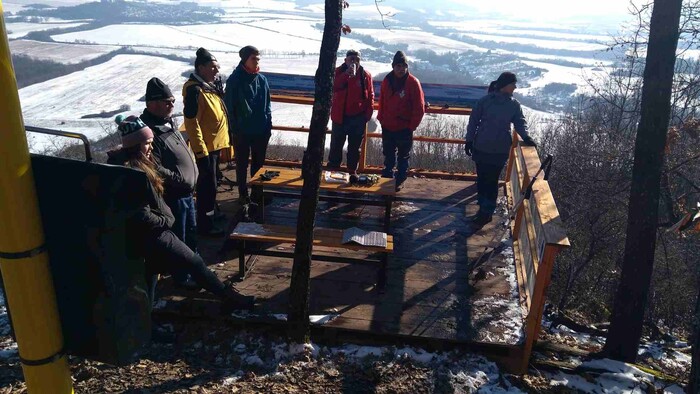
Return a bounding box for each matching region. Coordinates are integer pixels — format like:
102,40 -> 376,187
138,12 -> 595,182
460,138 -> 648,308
224,45 -> 272,220
465,72 -> 537,226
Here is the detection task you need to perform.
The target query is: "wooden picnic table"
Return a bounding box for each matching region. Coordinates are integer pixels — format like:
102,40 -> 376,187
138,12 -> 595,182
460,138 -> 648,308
248,167 -> 396,231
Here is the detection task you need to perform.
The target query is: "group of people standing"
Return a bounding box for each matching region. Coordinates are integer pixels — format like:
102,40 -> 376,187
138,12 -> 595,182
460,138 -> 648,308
329,49 -> 426,191
103,44 -> 536,315
106,46 -> 270,312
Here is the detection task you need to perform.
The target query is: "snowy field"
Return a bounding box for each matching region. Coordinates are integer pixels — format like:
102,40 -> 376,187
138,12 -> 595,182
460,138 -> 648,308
353,27 -> 484,53
518,60 -> 609,95
9,39 -> 119,64
6,21 -> 86,39
19,54 -> 190,151
51,21 -> 373,55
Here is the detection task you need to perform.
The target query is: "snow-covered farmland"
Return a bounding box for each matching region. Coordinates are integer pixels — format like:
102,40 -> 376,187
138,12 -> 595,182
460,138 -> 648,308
9,39 -> 119,64
429,21 -> 611,43
52,21 -> 373,56
353,28 -> 484,54
457,32 -> 608,52
6,21 -> 86,39
517,60 -> 608,95
20,54 -> 191,150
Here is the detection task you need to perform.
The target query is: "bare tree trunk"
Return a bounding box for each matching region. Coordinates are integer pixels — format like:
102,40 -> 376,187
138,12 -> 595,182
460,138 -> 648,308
602,0 -> 682,362
287,0 -> 342,342
689,281 -> 700,394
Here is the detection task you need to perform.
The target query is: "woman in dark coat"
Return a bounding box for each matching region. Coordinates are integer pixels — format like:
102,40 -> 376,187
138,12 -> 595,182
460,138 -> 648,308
107,115 -> 254,311
465,72 -> 537,226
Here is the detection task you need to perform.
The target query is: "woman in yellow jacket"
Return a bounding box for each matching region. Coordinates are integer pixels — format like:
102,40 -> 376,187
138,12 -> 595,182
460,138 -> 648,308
182,47 -> 229,236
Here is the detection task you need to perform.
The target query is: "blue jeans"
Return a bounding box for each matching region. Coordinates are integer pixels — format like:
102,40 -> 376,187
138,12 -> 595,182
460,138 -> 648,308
165,194 -> 197,282
381,128 -> 413,183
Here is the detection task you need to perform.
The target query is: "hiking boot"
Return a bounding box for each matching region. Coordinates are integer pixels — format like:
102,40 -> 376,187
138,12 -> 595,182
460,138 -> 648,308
472,212 -> 493,227
221,285 -> 255,313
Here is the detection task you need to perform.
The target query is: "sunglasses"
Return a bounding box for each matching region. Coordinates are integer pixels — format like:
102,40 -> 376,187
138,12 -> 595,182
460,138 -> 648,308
160,98 -> 176,104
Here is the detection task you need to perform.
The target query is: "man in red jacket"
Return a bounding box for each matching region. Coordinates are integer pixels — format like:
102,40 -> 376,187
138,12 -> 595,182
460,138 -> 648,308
328,49 -> 375,182
377,51 -> 425,191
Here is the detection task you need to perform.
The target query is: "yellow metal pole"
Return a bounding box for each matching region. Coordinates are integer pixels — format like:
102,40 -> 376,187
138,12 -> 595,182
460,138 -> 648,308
0,4 -> 74,393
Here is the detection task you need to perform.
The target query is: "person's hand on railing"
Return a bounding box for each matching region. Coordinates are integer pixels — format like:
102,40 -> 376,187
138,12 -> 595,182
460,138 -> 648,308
521,136 -> 537,147
464,141 -> 473,157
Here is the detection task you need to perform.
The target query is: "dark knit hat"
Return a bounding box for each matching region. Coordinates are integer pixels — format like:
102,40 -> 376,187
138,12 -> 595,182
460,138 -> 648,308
115,115 -> 153,148
145,77 -> 173,101
392,51 -> 408,66
239,45 -> 260,61
194,47 -> 216,68
494,72 -> 517,90
346,49 -> 360,58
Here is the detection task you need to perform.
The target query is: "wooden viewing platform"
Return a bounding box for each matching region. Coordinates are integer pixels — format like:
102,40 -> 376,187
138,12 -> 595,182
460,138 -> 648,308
21,92 -> 569,373
151,94 -> 569,374
154,152 -> 565,373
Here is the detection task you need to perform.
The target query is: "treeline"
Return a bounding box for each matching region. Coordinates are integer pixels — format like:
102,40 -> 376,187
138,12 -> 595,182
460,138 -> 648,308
15,0 -> 223,25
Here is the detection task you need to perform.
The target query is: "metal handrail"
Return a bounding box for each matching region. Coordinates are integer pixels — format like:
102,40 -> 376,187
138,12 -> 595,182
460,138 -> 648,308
25,126 -> 93,162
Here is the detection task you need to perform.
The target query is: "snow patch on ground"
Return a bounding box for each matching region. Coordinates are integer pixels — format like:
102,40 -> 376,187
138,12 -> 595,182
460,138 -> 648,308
548,359 -> 659,393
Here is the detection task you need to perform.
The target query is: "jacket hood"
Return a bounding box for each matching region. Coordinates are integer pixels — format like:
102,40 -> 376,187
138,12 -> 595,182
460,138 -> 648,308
106,147 -> 132,165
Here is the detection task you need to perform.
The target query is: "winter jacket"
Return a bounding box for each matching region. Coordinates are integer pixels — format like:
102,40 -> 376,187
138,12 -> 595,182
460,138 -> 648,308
331,64 -> 374,124
377,71 -> 425,132
223,63 -> 272,137
141,109 -> 199,199
465,92 -> 530,155
182,73 -> 230,159
106,149 -> 175,236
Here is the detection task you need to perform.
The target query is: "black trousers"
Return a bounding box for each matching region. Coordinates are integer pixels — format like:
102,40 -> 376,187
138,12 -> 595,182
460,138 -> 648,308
473,150 -> 509,216
381,128 -> 413,183
196,149 -> 220,230
232,133 -> 271,200
328,114 -> 367,174
145,229 -> 226,301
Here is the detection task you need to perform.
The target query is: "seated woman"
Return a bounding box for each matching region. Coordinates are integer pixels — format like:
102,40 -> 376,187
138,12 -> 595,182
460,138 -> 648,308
107,115 -> 254,311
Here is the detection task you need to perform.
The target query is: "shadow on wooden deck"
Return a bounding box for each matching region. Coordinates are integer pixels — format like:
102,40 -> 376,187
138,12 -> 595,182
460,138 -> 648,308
155,168 -> 524,353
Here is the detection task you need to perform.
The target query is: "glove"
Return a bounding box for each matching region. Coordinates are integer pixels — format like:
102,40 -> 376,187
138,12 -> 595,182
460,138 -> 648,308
522,136 -> 537,147
464,141 -> 473,157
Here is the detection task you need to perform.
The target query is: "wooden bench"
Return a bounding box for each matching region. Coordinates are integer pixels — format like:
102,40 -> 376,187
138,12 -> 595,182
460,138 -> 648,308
229,223 -> 393,289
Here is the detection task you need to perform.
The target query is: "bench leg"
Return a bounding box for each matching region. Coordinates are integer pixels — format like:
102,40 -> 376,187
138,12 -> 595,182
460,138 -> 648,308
384,196 -> 393,233
259,192 -> 265,223
238,240 -> 246,279
377,253 -> 388,291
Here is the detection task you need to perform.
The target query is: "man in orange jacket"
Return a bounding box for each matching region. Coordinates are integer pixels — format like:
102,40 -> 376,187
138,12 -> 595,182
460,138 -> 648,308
328,49 -> 374,182
377,51 -> 425,191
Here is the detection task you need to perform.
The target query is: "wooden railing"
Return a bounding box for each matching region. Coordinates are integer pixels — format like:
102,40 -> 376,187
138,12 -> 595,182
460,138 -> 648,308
505,131 -> 570,372
258,95 -> 474,179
